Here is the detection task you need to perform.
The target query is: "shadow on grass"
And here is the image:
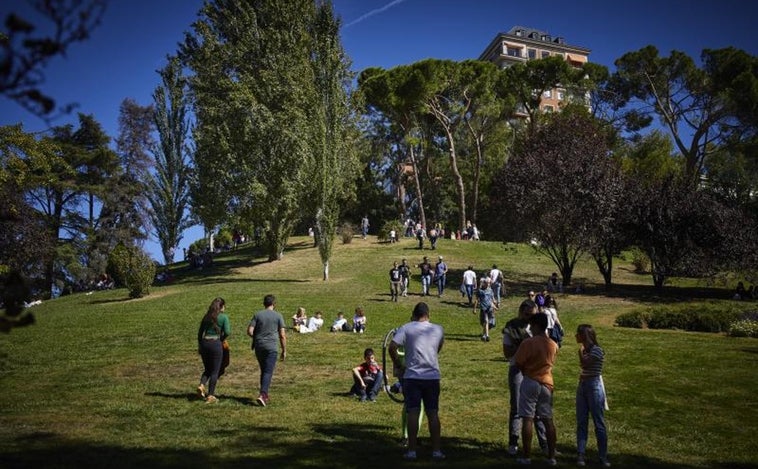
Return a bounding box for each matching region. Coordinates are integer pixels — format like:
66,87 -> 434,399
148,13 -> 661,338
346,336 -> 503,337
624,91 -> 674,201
1,424 -> 747,468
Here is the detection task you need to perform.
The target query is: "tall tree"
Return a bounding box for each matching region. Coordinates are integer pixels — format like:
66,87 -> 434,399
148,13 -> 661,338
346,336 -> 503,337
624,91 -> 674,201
183,0 -> 318,261
308,1 -> 359,280
606,46 -> 753,184
489,108 -> 622,287
147,56 -> 193,265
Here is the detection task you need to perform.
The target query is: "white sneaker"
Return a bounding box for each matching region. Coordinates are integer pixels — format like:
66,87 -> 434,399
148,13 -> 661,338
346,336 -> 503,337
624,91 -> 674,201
508,445 -> 519,456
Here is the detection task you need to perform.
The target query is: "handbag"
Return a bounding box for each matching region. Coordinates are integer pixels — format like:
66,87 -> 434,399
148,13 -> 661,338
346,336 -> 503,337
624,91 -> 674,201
220,340 -> 230,376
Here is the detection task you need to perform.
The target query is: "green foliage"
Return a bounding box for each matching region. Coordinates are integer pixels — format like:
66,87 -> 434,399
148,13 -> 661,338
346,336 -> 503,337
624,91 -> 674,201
108,244 -> 156,298
338,222 -> 355,244
728,317 -> 758,337
616,304 -> 744,332
377,219 -> 403,242
629,246 -> 650,273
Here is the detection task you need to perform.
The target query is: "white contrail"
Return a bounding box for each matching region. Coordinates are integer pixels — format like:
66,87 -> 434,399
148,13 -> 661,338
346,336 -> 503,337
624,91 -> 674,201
344,0 -> 406,28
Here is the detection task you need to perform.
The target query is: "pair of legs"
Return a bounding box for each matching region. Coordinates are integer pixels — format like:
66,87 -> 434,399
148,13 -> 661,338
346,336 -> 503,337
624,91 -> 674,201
464,284 -> 474,304
401,278 -> 409,296
255,347 -> 278,401
404,378 -> 442,455
508,366 -> 547,450
479,309 -> 493,339
577,377 -> 609,462
390,281 -> 400,301
421,275 -> 432,295
492,283 -> 501,306
518,375 -> 556,460
351,371 -> 384,400
199,339 -> 223,397
436,275 -> 446,296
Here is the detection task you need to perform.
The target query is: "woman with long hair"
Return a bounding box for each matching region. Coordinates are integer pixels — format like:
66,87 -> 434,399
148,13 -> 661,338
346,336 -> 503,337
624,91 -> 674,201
575,324 -> 610,467
197,297 -> 230,403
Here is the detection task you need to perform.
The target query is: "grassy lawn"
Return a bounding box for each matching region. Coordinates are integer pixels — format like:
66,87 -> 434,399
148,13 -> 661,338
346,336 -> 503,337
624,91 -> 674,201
1,236 -> 756,468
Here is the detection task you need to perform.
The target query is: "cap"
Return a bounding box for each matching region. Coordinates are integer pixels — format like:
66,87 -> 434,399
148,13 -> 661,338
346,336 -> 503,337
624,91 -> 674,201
438,255 -> 443,260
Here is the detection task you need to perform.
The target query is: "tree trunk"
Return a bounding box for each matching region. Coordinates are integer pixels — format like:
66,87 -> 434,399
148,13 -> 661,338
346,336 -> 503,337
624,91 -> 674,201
323,260 -> 329,281
408,142 -> 426,229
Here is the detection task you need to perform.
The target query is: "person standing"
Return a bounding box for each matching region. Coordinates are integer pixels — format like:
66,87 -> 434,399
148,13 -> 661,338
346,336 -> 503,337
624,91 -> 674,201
389,302 -> 445,461
503,300 -> 548,457
197,297 -> 230,404
247,294 -> 287,407
514,312 -> 559,466
473,278 -> 497,341
434,256 -> 448,297
361,215 -> 370,239
418,256 -> 433,296
575,324 -> 610,467
462,265 -> 477,305
416,224 -> 426,249
399,258 -> 411,297
389,261 -> 402,302
489,264 -> 504,307
429,226 -> 438,250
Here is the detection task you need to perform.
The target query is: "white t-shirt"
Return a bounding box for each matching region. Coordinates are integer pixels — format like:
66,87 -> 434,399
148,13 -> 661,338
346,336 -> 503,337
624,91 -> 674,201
392,320 -> 444,380
490,268 -> 503,285
463,269 -> 477,286
307,316 -> 324,331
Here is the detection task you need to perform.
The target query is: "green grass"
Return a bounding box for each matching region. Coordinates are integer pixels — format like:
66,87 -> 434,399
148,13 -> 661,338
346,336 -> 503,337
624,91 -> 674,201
1,236 -> 757,468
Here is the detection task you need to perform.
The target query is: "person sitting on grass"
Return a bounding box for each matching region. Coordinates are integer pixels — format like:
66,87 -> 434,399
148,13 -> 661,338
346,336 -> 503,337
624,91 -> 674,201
331,312 -> 350,332
350,348 -> 384,402
292,307 -> 308,332
353,306 -> 367,334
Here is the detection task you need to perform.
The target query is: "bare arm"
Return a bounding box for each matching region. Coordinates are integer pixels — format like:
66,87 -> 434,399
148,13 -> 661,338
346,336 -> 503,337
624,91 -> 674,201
279,327 -> 287,360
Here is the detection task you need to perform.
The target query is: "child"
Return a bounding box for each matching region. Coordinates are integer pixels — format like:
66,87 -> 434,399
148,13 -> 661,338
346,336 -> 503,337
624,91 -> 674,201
292,307 -> 308,332
352,307 -> 367,334
350,348 -> 384,402
306,311 -> 324,331
331,312 -> 350,332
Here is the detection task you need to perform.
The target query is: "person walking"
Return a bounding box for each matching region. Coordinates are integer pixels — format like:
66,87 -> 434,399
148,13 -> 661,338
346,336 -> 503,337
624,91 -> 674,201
417,256 -> 433,296
361,215 -> 370,239
389,302 -> 445,461
197,297 -> 230,404
489,264 -> 504,307
434,256 -> 448,297
247,294 -> 287,407
389,261 -> 402,302
399,258 -> 411,297
462,265 -> 477,305
503,299 -> 548,456
575,324 -> 610,467
473,278 -> 497,341
514,312 -> 559,466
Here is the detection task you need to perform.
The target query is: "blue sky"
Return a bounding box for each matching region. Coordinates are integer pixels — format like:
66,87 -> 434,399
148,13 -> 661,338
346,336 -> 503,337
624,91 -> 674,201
2,0 -> 757,262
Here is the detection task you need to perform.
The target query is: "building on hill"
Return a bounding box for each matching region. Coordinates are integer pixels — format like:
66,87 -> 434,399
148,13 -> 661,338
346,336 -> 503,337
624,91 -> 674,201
478,26 -> 591,114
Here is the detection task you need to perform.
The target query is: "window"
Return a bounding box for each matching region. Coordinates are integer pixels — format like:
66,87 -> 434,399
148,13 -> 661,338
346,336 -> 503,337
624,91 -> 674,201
528,49 -> 536,59
541,51 -> 550,58
543,90 -> 552,98
543,105 -> 554,113
557,90 -> 564,100
507,47 -> 521,58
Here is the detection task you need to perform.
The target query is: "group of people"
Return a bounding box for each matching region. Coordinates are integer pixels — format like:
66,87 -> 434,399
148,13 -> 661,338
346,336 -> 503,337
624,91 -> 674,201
197,294 -> 286,407
733,281 -> 757,300
388,256 -> 451,300
196,292 -> 608,466
289,306 -> 368,334
503,299 -> 609,467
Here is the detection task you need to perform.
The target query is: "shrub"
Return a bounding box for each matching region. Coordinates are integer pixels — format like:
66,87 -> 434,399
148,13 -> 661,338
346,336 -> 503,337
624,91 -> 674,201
338,222 -> 356,244
109,244 -> 156,299
617,304 -> 745,333
728,319 -> 758,338
629,246 -> 650,274
615,311 -> 651,328
377,220 -> 403,243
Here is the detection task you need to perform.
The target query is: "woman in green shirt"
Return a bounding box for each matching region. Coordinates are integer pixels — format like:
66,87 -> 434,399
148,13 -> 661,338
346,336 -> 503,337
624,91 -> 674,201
197,297 -> 230,403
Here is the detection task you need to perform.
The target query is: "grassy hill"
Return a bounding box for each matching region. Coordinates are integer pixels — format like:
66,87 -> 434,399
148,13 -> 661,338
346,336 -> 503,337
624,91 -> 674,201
1,236 -> 756,468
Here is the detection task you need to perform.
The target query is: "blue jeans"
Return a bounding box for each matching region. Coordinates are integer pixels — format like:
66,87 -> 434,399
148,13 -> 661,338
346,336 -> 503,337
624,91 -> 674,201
255,348 -> 278,395
492,283 -> 502,305
422,275 -> 432,295
351,370 -> 385,399
465,284 -> 474,304
508,365 -> 547,448
436,274 -> 446,295
576,377 -> 608,459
